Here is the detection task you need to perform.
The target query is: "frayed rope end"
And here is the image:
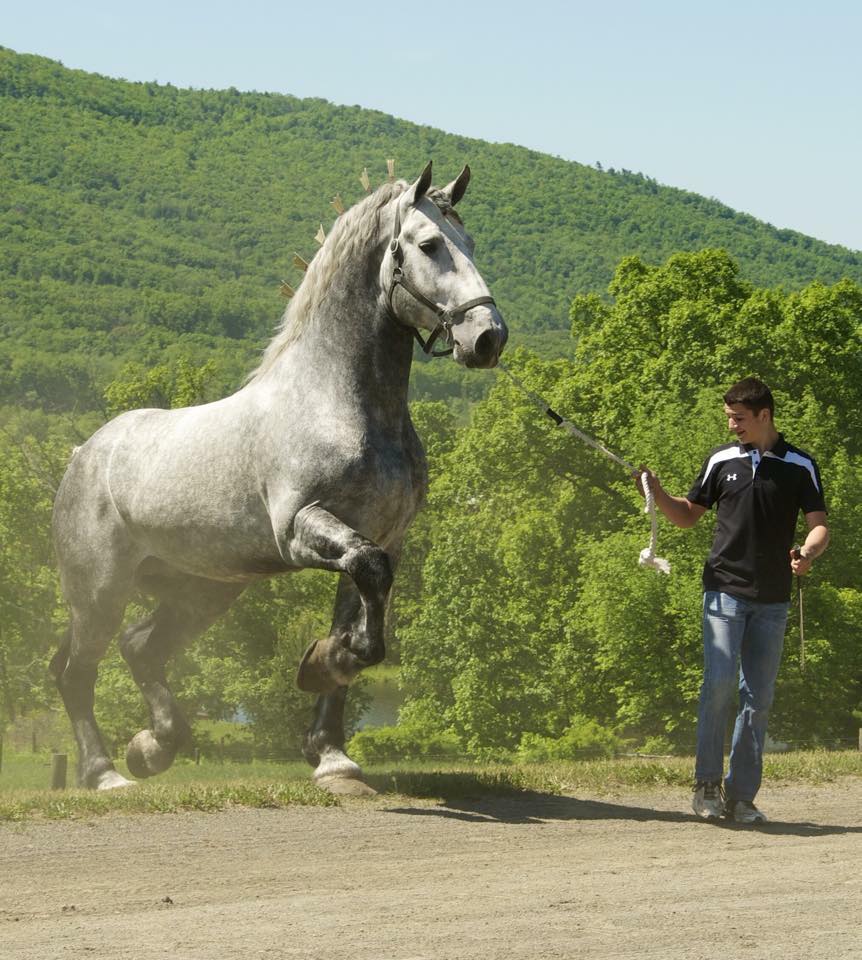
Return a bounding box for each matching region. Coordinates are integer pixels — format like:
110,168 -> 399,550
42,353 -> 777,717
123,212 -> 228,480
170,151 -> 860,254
639,549 -> 671,575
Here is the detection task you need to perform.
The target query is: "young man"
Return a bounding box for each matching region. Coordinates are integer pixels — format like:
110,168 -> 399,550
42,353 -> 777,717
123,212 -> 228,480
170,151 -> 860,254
639,377 -> 829,824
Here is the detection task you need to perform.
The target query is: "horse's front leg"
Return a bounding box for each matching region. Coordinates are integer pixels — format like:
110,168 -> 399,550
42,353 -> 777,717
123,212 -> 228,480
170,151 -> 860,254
306,684 -> 376,796
288,503 -> 393,693
301,578 -> 383,796
286,503 -> 395,796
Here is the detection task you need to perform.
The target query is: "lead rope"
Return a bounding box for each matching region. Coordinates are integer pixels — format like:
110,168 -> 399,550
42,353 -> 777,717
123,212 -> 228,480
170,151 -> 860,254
497,361 -> 670,574
791,548 -> 806,672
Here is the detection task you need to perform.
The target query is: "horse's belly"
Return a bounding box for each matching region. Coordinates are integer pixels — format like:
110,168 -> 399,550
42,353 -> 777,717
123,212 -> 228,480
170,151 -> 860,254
132,510 -> 286,582
118,465 -> 285,580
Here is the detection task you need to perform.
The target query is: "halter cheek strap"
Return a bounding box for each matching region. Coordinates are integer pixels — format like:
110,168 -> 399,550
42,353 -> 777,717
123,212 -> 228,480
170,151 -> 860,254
386,200 -> 497,357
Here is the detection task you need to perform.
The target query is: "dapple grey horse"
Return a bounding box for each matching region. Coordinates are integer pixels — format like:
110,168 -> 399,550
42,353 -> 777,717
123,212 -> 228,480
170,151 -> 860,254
51,162 -> 507,793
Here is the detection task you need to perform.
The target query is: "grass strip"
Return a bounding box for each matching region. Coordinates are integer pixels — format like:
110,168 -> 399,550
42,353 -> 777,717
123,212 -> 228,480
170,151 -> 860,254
0,779 -> 339,823
2,750 -> 858,822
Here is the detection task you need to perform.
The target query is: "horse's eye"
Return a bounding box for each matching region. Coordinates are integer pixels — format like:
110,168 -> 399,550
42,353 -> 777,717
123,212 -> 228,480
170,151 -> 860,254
418,238 -> 439,255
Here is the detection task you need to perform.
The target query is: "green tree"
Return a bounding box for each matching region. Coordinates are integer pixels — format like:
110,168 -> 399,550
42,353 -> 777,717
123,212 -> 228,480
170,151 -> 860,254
399,253 -> 862,753
0,431 -> 64,725
103,356 -> 218,417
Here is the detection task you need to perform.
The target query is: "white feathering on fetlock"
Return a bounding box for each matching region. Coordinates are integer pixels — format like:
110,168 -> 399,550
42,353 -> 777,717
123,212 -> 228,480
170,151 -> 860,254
313,748 -> 363,782
95,770 -> 135,790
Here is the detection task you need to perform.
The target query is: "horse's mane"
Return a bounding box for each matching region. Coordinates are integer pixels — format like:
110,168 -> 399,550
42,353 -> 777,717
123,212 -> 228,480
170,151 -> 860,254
247,179 -> 409,382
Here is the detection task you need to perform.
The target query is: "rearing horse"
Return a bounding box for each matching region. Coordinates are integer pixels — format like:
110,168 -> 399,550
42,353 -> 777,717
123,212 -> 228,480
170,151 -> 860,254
51,162 -> 507,793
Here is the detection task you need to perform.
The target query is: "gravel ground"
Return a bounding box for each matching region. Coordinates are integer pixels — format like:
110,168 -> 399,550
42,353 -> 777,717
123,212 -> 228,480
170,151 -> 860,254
1,777 -> 860,960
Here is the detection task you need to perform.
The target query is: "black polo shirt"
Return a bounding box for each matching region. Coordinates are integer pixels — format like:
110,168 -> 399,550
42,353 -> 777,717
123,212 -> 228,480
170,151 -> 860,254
686,434 -> 826,602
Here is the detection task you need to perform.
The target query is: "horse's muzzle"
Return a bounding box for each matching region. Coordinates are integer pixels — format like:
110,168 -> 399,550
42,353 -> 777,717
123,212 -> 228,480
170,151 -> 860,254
454,310 -> 508,368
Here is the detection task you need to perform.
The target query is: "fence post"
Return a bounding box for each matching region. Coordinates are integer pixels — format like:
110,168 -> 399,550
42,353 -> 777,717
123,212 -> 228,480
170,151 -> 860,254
51,753 -> 67,790
858,728 -> 861,752
0,733 -> 3,774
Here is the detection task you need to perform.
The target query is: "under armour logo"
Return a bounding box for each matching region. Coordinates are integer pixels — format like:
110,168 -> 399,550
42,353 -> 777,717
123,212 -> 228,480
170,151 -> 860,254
726,473 -> 737,481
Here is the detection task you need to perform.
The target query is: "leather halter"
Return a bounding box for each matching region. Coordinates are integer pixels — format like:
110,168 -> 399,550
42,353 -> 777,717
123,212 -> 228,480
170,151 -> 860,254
386,198 -> 497,357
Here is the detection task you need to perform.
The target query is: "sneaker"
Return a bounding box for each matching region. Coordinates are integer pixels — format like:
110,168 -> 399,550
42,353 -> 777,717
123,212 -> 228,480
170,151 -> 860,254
691,781 -> 723,819
726,799 -> 767,824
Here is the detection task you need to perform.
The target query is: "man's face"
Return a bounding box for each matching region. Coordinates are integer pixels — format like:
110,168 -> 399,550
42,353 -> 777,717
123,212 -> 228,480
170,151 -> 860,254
724,403 -> 771,447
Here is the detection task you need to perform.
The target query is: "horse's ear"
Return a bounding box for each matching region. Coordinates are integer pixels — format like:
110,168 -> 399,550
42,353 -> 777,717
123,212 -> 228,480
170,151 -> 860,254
406,161 -> 433,206
441,165 -> 471,206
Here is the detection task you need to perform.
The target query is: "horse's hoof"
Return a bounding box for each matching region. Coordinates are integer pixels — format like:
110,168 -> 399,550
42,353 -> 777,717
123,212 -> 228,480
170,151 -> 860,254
297,639 -> 331,693
315,775 -> 378,797
126,730 -> 175,778
312,748 -> 374,795
297,638 -> 341,693
297,634 -> 368,693
94,770 -> 135,791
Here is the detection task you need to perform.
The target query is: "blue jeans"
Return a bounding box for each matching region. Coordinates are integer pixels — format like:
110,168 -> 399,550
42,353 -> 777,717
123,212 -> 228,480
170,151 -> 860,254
696,591 -> 789,802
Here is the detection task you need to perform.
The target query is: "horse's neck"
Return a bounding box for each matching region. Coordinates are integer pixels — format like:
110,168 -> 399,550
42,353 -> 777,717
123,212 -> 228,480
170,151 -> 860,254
259,267 -> 414,427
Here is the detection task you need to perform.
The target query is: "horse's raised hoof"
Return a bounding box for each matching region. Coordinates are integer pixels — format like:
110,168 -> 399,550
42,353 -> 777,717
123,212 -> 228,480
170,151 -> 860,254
315,775 -> 378,797
297,636 -> 355,693
94,770 -> 135,791
297,638 -> 337,693
126,729 -> 176,778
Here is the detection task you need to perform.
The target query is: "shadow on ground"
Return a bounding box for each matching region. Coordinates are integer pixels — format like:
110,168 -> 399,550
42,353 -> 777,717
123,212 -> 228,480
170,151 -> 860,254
369,772 -> 861,837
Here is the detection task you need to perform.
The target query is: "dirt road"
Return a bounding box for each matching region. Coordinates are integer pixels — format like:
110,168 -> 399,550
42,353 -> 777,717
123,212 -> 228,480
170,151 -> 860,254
2,778 -> 860,960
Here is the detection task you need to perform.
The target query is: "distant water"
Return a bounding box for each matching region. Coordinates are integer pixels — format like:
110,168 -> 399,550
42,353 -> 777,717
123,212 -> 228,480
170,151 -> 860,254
357,674 -> 403,729
230,673 -> 403,730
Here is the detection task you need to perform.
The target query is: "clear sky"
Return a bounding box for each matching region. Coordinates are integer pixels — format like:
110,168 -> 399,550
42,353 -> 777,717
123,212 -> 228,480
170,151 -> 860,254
4,0 -> 861,250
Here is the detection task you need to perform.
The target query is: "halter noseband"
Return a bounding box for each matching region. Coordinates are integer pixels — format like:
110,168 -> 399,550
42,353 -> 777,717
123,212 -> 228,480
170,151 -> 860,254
386,198 -> 497,357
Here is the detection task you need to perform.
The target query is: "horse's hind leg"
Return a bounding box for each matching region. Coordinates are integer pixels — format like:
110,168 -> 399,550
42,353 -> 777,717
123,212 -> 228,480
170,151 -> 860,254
52,593 -> 132,790
120,575 -> 243,779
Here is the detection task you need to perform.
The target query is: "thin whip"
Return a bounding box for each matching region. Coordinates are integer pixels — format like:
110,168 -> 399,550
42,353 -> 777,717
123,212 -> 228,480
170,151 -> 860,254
497,361 -> 670,574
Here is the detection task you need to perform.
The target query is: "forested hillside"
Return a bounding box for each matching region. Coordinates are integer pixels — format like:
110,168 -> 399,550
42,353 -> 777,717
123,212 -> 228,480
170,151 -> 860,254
2,46 -> 861,412
1,47 -> 860,763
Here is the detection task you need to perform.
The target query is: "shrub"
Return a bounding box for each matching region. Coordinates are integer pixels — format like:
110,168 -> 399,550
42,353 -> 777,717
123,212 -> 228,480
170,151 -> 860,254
516,716 -> 622,762
347,723 -> 461,765
637,735 -> 676,756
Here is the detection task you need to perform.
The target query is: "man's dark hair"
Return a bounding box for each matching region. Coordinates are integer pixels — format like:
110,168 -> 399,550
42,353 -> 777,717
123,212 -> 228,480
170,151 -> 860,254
723,377 -> 774,417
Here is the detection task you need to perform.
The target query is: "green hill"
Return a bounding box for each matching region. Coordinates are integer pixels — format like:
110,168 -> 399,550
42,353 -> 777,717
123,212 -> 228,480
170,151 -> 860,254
2,46 -> 861,411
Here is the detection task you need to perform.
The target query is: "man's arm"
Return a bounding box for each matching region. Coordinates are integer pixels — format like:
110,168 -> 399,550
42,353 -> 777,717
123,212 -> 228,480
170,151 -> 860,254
636,467 -> 707,529
791,511 -> 829,576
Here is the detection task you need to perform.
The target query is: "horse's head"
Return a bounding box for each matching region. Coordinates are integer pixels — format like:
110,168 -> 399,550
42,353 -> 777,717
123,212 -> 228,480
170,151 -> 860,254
383,162 -> 508,368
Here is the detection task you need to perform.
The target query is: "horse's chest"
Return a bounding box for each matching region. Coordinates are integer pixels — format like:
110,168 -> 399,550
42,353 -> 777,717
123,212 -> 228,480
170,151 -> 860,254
327,434 -> 426,540
349,442 -> 422,506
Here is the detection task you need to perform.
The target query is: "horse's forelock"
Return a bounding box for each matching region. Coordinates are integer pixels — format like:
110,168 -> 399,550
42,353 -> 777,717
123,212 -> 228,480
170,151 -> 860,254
427,189 -> 463,225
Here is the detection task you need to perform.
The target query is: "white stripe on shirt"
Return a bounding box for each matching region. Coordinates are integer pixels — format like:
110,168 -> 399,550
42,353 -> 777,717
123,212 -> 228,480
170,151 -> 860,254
764,450 -> 821,492
698,447 -> 745,489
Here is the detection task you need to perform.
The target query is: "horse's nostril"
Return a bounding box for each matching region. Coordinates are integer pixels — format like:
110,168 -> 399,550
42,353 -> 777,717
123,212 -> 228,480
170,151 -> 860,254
474,329 -> 497,363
